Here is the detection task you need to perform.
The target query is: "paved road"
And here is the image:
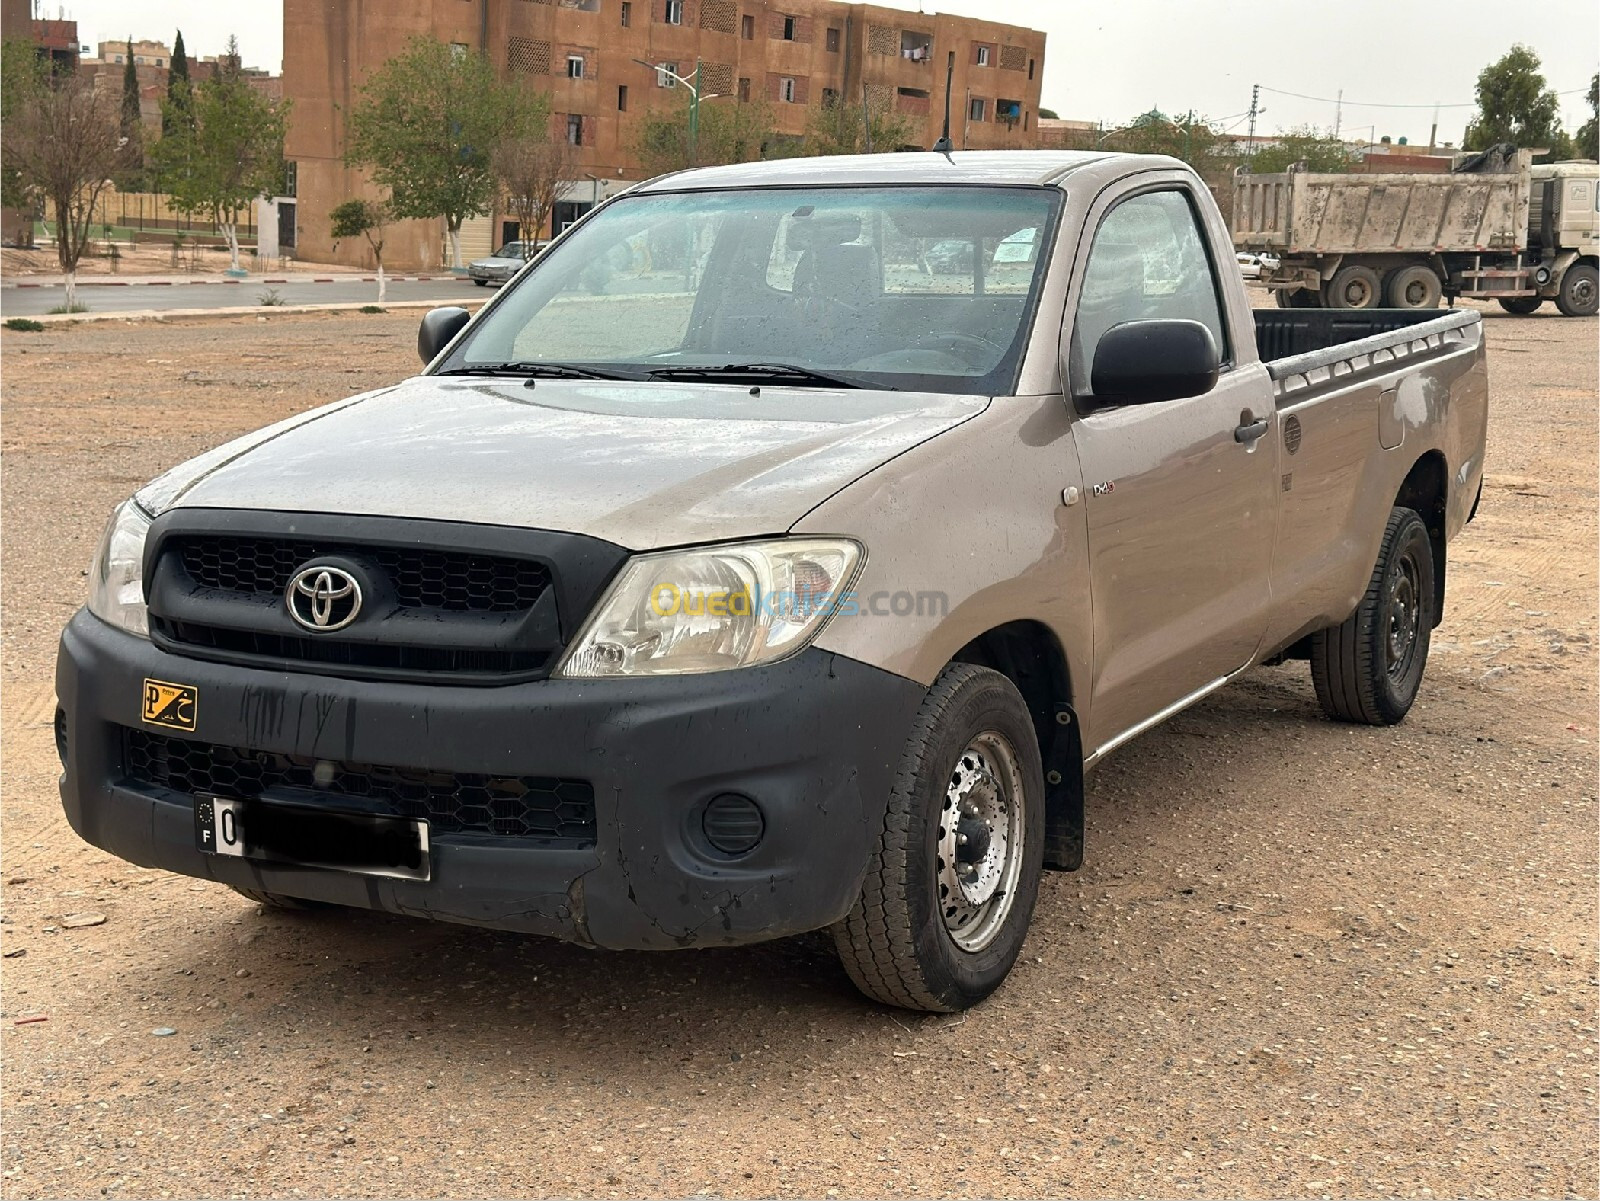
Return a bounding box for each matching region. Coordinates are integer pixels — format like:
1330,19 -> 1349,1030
0,277 -> 486,316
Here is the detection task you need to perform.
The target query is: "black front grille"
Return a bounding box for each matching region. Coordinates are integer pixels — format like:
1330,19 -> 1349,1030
176,536 -> 550,614
121,727 -> 596,845
152,620 -> 551,679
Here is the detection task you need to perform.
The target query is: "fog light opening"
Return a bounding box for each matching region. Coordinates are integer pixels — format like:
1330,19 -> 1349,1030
702,793 -> 765,856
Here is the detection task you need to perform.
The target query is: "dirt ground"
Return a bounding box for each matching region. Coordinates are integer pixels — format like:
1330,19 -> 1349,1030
0,302 -> 1595,1200
1,245 -> 351,279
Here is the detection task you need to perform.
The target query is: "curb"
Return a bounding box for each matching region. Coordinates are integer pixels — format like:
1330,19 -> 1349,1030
14,298 -> 483,326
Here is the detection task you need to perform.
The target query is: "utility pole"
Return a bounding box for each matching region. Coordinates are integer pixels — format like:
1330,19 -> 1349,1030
1334,88 -> 1342,138
861,81 -> 873,153
688,61 -> 702,166
1247,83 -> 1260,159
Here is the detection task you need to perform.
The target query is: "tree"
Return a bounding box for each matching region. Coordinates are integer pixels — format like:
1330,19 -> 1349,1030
798,93 -> 916,156
153,39 -> 290,272
1038,107 -> 1059,120
1,37 -> 48,239
330,198 -> 391,302
491,126 -> 573,253
4,72 -> 126,308
118,37 -> 145,188
1464,45 -> 1566,153
1248,126 -> 1355,174
346,38 -> 544,269
633,97 -> 776,176
163,30 -> 191,138
1575,73 -> 1598,162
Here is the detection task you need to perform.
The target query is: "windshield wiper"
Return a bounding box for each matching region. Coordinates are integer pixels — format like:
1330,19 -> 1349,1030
436,362 -> 634,380
647,362 -> 886,390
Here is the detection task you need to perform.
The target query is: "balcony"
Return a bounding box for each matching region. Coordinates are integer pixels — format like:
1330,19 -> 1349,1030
899,31 -> 932,63
896,87 -> 930,116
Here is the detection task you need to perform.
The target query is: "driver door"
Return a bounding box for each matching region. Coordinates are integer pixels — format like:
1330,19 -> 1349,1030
1067,183 -> 1278,753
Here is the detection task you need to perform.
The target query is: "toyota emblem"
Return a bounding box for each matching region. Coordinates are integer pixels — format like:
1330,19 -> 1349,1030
286,564 -> 363,632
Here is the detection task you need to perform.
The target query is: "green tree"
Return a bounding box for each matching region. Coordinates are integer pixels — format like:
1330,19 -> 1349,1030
1,38 -> 47,231
491,125 -> 572,251
330,198 -> 390,302
633,96 -> 777,176
345,38 -> 544,269
118,37 -> 146,188
1038,107 -> 1059,120
798,93 -> 916,156
1248,126 -> 1355,174
1575,73 -> 1598,161
153,38 -> 290,272
163,29 -> 191,138
1464,45 -> 1566,153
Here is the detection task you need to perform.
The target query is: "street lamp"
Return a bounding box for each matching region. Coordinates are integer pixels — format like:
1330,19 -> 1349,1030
632,58 -> 719,165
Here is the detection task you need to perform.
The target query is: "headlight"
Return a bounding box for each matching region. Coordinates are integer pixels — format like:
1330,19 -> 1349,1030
557,538 -> 862,677
86,499 -> 152,637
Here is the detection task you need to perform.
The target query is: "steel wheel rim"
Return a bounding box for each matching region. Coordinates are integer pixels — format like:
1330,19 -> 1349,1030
1572,277 -> 1596,309
937,731 -> 1026,953
1385,548 -> 1422,680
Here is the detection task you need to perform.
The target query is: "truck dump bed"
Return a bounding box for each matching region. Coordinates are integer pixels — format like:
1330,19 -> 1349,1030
1233,164 -> 1530,256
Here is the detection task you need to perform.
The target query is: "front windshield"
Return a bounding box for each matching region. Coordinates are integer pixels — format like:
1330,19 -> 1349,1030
440,185 -> 1062,395
492,242 -> 529,258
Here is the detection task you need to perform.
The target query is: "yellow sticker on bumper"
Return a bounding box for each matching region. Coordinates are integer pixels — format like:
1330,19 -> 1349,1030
141,679 -> 197,731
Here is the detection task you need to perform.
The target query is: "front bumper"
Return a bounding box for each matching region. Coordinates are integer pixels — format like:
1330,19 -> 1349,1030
56,611 -> 925,948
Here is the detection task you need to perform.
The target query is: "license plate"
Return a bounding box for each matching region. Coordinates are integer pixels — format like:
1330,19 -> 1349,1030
194,795 -> 430,881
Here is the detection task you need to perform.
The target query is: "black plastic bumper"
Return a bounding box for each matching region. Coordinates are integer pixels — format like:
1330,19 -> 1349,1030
56,611 -> 925,949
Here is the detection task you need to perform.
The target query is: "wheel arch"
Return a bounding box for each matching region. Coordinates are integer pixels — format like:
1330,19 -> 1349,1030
1394,450 -> 1449,627
950,620 -> 1083,871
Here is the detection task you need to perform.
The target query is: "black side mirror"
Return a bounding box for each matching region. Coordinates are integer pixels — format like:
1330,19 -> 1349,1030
418,307 -> 471,366
1089,319 -> 1220,405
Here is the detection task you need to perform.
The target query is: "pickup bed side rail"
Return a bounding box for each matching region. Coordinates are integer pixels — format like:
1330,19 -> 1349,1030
1264,309 -> 1481,403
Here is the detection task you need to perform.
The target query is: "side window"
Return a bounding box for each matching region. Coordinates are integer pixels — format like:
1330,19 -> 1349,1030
1069,189 -> 1227,399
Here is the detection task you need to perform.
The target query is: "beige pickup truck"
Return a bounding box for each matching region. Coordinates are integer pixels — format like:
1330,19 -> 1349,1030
58,151 -> 1488,1011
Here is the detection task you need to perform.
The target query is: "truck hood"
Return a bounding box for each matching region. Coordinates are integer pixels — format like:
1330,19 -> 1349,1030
141,376 -> 988,549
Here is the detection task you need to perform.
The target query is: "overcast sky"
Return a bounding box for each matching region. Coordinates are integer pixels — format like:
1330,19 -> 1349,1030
60,0 -> 1598,145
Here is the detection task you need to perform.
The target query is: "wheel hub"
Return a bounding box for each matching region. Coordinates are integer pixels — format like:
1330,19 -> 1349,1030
1386,556 -> 1421,676
937,733 -> 1026,951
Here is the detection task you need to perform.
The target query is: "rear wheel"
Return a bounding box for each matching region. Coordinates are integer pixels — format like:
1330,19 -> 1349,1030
1385,264 -> 1442,309
1275,287 -> 1321,309
1327,264 -> 1383,310
833,664 -> 1045,1012
1556,263 -> 1598,317
1309,506 -> 1435,725
1497,295 -> 1543,315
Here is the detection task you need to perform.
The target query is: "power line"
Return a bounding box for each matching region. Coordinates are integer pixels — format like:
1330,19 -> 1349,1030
1259,83 -> 1589,110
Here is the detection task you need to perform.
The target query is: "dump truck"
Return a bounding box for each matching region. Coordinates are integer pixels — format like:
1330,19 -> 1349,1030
1232,148 -> 1598,316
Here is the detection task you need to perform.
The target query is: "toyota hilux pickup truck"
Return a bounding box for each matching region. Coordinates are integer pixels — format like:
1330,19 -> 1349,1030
57,151 -> 1488,1012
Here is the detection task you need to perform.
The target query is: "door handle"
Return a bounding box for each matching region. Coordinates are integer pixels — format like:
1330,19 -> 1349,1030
1234,415 -> 1270,444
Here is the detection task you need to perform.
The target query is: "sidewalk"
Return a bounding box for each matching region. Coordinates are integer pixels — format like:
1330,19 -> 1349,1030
1,270 -> 468,289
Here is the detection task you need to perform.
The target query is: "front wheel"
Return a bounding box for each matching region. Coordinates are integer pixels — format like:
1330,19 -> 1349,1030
1309,506 -> 1435,725
1556,263 -> 1598,317
833,664 -> 1045,1012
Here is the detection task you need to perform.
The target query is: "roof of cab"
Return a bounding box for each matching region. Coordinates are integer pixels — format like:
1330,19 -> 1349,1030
633,150 -> 1137,191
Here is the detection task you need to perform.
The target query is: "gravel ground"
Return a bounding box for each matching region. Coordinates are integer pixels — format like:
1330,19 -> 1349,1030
1,302 -> 1595,1200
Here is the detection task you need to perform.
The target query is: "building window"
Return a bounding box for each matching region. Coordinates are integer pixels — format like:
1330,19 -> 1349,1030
741,14 -> 754,38
656,61 -> 678,87
155,57 -> 163,66
621,1 -> 631,25
1028,58 -> 1035,80
737,76 -> 750,101
450,42 -> 469,61
968,97 -> 986,122
664,0 -> 684,25
782,15 -> 796,39
780,76 -> 795,103
617,84 -> 628,110
567,54 -> 585,78
825,26 -> 839,51
976,45 -> 990,66
567,114 -> 584,145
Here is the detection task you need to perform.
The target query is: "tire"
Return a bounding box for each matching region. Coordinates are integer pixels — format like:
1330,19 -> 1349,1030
1275,287 -> 1321,309
230,885 -> 332,911
473,278 -> 488,287
1385,265 -> 1442,309
1497,295 -> 1543,315
1326,264 -> 1383,310
1555,263 -> 1598,317
833,663 -> 1045,1012
1309,506 -> 1435,725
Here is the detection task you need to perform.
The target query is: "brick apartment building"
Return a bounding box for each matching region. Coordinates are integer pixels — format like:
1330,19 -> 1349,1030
284,0 -> 1047,270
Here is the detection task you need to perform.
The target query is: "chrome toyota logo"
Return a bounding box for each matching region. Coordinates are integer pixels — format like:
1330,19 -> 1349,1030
286,565 -> 363,632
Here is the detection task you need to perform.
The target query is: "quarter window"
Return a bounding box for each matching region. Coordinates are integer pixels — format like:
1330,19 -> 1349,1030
1070,189 -> 1228,399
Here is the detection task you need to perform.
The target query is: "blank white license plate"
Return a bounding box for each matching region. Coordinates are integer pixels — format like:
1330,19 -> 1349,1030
193,794 -> 430,881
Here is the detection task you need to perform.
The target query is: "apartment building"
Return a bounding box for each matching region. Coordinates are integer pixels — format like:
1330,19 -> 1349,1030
284,0 -> 1046,269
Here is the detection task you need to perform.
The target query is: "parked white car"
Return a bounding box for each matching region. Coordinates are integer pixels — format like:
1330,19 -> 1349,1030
1235,251 -> 1278,280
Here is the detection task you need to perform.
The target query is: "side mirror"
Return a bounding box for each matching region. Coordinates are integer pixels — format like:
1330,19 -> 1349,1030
417,307 -> 471,366
1089,319 -> 1220,405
